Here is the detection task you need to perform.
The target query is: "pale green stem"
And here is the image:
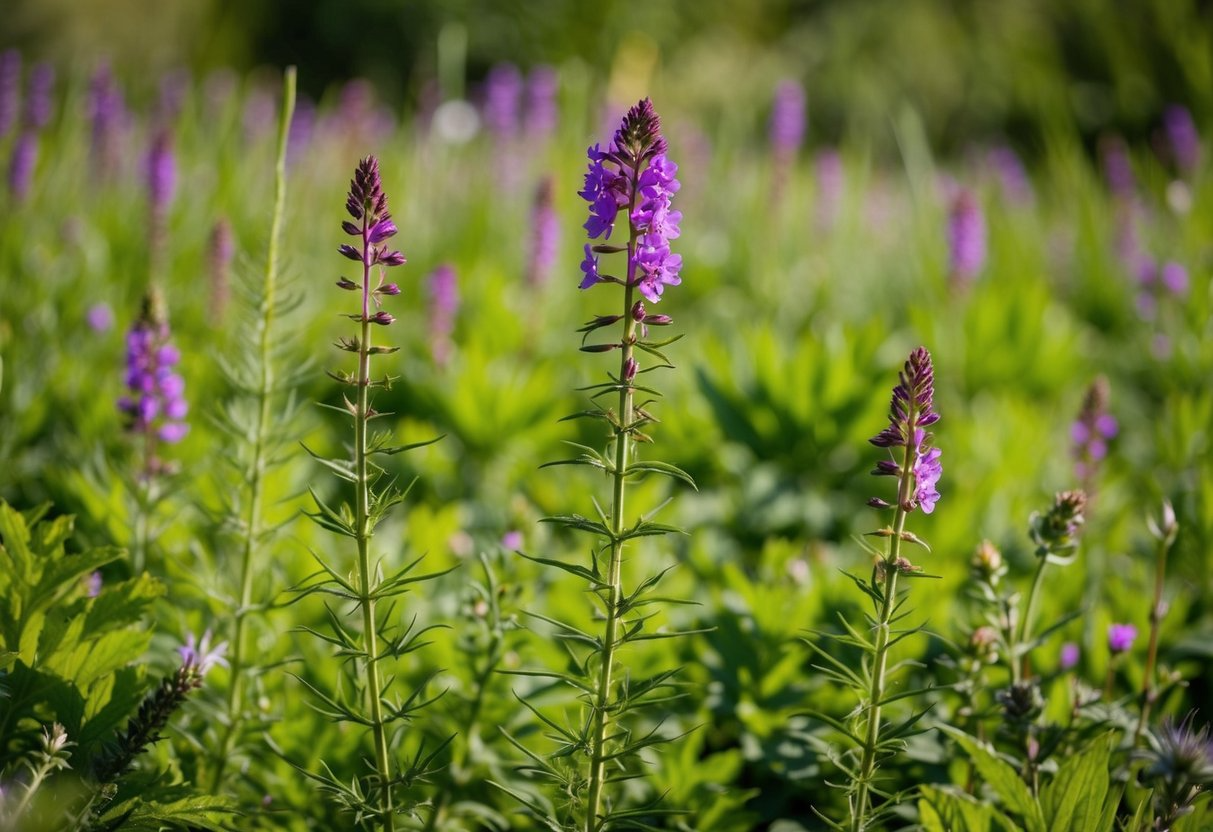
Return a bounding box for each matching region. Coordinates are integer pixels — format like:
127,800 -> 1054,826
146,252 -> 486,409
1014,553 -> 1050,684
210,67 -> 295,794
357,207 -> 393,832
1134,532 -> 1171,746
584,166 -> 642,832
851,434 -> 916,832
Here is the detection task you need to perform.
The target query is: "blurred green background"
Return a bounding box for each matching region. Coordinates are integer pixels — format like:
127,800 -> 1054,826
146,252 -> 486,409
5,0 -> 1213,156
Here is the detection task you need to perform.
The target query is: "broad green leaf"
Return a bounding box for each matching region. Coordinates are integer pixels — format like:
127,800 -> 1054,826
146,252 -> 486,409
1040,732 -> 1112,832
941,726 -> 1046,832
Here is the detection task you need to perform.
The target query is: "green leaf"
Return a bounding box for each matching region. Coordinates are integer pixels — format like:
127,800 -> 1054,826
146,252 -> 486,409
516,550 -> 604,586
919,784 -> 1010,832
623,460 -> 698,489
940,726 -> 1046,832
1040,732 -> 1112,832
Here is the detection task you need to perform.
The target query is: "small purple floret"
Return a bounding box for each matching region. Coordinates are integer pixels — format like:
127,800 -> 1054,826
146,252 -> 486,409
1108,623 -> 1137,654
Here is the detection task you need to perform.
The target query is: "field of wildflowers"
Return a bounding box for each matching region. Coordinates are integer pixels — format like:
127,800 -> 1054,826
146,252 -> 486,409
1,20 -> 1212,831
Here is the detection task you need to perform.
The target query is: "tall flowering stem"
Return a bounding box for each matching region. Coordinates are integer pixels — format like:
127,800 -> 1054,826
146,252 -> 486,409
301,155 -> 447,830
847,347 -> 941,832
207,67 -> 295,794
509,98 -> 691,832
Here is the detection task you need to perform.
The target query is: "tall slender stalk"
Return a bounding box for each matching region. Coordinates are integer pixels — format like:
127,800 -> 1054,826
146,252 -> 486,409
827,346 -> 941,832
1134,500 -> 1177,746
851,440 -> 913,832
584,204 -> 640,832
209,65 -> 296,794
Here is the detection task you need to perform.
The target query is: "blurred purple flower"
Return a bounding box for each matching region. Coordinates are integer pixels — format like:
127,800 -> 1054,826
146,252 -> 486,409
483,63 -> 522,142
524,65 -> 558,139
118,292 -> 189,452
1108,623 -> 1137,655
1060,641 -> 1080,670
427,263 -> 458,365
770,79 -> 806,163
287,95 -> 316,166
88,61 -> 128,179
24,62 -> 54,130
1164,105 -> 1201,175
988,145 -> 1033,204
947,188 -> 986,285
1101,135 -> 1136,199
1160,261 -> 1189,296
87,570 -> 104,598
1072,376 -> 1116,481
7,129 -> 37,201
157,68 -> 190,123
501,530 -> 523,550
145,127 -> 176,222
87,302 -> 115,333
814,148 -> 844,229
528,176 -> 559,287
0,50 -> 20,139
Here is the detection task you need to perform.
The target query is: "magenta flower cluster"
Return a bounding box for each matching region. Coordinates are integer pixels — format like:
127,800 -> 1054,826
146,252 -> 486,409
1072,378 -> 1117,481
870,347 -> 942,514
1108,622 -> 1138,655
337,156 -> 405,326
947,187 -> 986,285
579,98 -> 682,304
118,312 -> 189,445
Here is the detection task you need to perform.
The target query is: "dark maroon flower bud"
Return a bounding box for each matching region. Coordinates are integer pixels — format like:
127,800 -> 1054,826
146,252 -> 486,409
623,356 -> 638,381
368,218 -> 397,243
368,311 -> 395,326
872,460 -> 900,477
336,277 -> 358,290
377,249 -> 406,267
377,283 -> 400,295
867,497 -> 892,509
338,244 -> 362,261
341,220 -> 360,236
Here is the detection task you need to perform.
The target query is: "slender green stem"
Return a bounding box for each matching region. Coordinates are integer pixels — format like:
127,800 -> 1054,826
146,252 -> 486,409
1134,532 -> 1171,745
1014,554 -> 1050,684
851,438 -> 914,832
585,171 -> 642,832
210,66 -> 295,794
356,201 -> 394,832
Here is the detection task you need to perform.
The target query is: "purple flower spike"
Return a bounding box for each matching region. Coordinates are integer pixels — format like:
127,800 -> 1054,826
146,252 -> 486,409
770,79 -> 806,163
1101,135 -> 1136,199
1164,105 -> 1201,175
524,65 -> 559,139
528,176 -> 559,287
1160,261 -> 1189,296
870,348 -> 941,514
7,129 -> 37,201
1073,377 -> 1115,482
88,61 -> 128,179
427,263 -> 458,365
483,62 -> 523,142
146,127 -> 176,222
814,148 -> 844,229
1108,623 -> 1137,655
0,50 -> 21,139
988,145 -> 1033,205
119,290 -> 189,475
947,188 -> 986,285
24,62 -> 54,130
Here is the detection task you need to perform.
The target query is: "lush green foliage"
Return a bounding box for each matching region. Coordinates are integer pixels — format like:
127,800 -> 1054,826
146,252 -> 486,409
1,48 -> 1212,831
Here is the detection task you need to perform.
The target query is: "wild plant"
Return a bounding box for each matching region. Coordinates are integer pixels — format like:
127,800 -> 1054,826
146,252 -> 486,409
200,66 -> 304,795
495,97 -> 696,831
295,155 -> 449,830
0,500 -> 234,829
805,346 -> 942,831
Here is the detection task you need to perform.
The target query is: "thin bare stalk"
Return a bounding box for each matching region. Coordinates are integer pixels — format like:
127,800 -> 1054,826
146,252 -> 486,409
210,66 -> 296,794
